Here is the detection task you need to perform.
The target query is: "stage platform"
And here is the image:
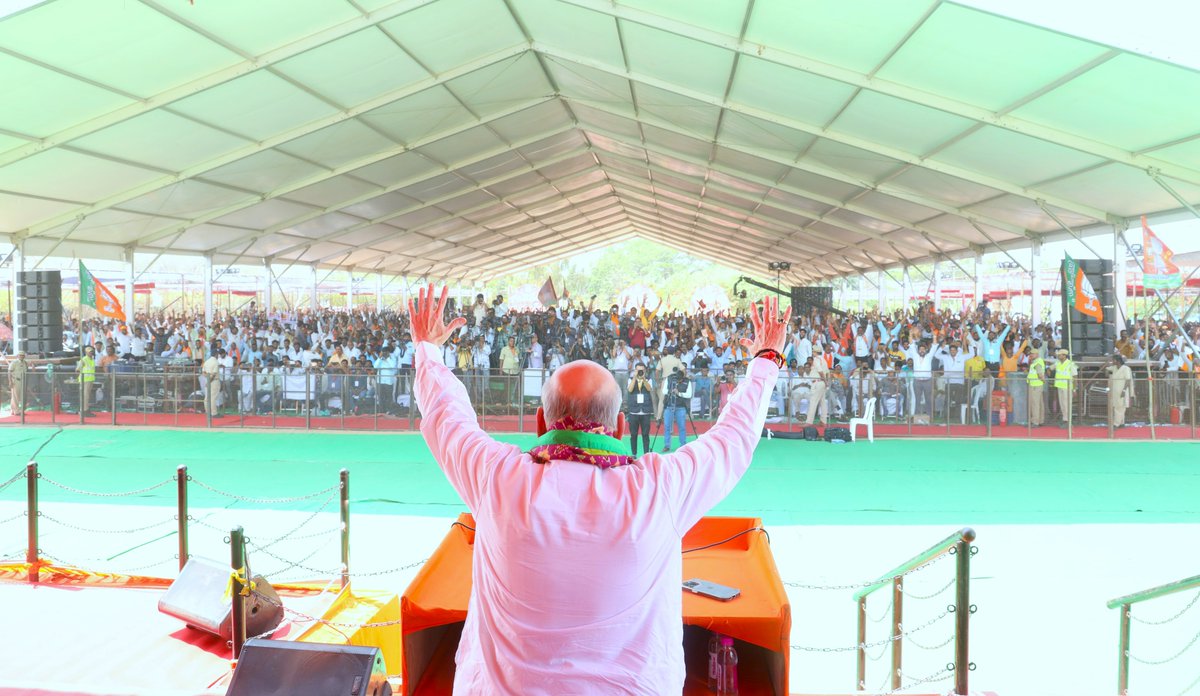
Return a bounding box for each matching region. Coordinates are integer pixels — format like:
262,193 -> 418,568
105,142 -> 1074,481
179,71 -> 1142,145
0,426 -> 1198,695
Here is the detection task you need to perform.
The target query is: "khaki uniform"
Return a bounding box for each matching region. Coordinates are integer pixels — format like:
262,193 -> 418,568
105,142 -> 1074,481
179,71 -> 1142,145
1109,364 -> 1133,426
1027,356 -> 1046,426
202,355 -> 221,415
8,356 -> 26,415
805,358 -> 830,425
1054,358 -> 1076,424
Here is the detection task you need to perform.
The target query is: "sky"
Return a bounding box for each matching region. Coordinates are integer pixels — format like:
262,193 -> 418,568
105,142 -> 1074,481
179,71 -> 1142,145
960,0 -> 1200,70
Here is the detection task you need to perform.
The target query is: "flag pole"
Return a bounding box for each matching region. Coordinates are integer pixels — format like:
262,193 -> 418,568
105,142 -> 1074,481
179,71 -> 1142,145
1145,277 -> 1155,439
1064,265 -> 1072,439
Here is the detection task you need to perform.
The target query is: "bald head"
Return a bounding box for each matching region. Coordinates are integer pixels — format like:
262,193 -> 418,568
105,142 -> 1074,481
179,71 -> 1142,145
541,360 -> 622,430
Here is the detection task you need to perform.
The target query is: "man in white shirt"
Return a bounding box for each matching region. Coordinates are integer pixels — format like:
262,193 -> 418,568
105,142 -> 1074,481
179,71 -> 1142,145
911,343 -> 935,419
114,325 -> 133,359
934,341 -> 968,419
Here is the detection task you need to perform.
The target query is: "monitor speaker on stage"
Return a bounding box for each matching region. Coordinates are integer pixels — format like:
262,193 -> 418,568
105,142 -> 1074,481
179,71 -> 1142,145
16,269 -> 63,355
226,639 -> 391,696
158,556 -> 283,641
1061,258 -> 1116,358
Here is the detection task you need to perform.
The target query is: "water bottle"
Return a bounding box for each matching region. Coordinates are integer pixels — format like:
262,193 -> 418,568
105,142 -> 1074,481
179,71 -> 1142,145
716,636 -> 738,695
707,631 -> 722,691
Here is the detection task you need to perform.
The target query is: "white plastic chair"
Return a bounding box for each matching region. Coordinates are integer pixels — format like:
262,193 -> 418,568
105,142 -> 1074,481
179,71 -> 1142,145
850,397 -> 877,442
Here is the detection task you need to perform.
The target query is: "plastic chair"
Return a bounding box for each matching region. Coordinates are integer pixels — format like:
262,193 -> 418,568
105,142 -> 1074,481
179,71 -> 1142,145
850,397 -> 876,442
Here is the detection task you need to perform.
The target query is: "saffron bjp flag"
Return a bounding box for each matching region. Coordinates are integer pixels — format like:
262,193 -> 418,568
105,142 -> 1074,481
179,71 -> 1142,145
1063,253 -> 1103,323
537,276 -> 558,306
1142,216 -> 1182,289
79,261 -> 126,322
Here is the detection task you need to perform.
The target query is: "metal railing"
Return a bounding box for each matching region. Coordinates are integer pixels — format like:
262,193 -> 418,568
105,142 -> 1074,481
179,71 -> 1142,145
853,528 -> 976,694
1108,573 -> 1200,695
1,363 -> 1197,440
2,461 -> 351,586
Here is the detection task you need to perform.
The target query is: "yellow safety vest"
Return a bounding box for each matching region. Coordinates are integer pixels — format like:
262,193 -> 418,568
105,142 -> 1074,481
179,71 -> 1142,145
1053,359 -> 1075,389
1027,357 -> 1045,387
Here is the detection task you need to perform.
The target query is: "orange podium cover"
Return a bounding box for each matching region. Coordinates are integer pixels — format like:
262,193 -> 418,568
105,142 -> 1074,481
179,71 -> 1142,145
401,514 -> 791,695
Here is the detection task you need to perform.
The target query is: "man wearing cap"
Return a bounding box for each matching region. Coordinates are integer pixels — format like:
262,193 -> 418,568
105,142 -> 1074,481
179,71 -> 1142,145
805,343 -> 830,424
410,285 -> 790,694
1027,346 -> 1047,427
1052,348 -> 1077,426
8,351 -> 27,416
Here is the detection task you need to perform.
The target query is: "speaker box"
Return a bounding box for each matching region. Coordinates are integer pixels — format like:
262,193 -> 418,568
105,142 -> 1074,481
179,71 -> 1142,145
18,339 -> 56,355
18,270 -> 61,285
158,556 -> 284,642
17,283 -> 57,299
17,297 -> 55,313
22,325 -> 60,341
226,639 -> 391,696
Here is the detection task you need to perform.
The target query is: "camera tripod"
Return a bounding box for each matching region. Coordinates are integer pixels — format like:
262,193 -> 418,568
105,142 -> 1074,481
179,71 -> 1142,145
649,394 -> 699,452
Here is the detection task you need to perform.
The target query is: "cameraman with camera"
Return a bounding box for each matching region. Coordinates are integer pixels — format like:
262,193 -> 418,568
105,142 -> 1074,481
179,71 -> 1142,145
661,364 -> 694,452
626,364 -> 655,455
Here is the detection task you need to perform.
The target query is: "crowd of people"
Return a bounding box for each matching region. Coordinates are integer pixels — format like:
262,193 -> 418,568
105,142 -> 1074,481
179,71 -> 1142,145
5,293 -> 1198,431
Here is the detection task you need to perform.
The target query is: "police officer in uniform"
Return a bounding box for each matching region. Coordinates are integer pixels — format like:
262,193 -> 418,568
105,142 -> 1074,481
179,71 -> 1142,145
626,364 -> 654,455
1027,348 -> 1047,427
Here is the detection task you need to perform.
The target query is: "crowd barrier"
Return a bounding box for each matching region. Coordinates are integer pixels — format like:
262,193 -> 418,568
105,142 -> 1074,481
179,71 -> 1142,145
0,363 -> 1196,440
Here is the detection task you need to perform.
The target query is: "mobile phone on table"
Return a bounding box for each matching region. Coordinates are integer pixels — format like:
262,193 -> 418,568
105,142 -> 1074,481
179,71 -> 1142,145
682,578 -> 740,601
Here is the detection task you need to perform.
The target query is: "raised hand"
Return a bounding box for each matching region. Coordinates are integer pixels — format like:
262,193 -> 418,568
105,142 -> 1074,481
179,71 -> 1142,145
407,284 -> 466,347
741,295 -> 792,355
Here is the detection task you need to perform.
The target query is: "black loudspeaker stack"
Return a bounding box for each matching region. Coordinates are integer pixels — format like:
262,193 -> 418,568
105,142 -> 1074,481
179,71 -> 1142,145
16,270 -> 63,355
1061,259 -> 1116,358
790,286 -> 833,313
226,638 -> 392,696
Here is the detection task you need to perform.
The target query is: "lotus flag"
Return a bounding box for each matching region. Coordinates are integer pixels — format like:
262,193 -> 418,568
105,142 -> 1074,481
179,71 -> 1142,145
79,261 -> 126,322
1142,216 -> 1182,289
537,276 -> 558,307
1063,253 -> 1102,323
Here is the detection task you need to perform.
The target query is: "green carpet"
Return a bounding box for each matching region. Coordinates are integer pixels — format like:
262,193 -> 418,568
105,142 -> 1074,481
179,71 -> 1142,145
0,426 -> 1196,525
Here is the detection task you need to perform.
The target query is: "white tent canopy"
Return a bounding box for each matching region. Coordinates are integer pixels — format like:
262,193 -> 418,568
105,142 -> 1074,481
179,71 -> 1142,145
2,0 -> 1199,288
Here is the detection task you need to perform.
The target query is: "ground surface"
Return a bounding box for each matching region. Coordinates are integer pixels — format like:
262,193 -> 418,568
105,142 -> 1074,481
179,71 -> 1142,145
0,426 -> 1197,696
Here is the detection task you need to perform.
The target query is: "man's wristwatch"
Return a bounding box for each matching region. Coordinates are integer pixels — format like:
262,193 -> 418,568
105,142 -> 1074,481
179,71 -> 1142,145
754,348 -> 785,369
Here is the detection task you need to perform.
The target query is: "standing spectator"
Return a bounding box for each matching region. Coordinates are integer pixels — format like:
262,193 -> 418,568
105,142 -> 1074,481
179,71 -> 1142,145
374,347 -> 397,415
660,364 -> 693,452
8,351 -> 26,415
912,343 -> 935,419
202,348 -> 221,418
77,345 -> 97,417
626,365 -> 654,455
500,336 -> 521,406
1108,355 -> 1132,427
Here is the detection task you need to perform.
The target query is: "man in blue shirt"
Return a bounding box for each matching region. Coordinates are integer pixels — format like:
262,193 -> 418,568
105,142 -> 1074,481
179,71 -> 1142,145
971,323 -> 1010,373
373,346 -> 398,416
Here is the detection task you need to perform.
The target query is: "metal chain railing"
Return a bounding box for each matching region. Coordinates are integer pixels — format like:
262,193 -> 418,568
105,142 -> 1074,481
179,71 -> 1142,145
39,512 -> 174,535
0,510 -> 25,526
39,551 -> 176,574
189,476 -> 340,504
906,632 -> 956,652
1175,668 -> 1200,696
879,666 -> 954,694
867,595 -> 893,623
792,610 -> 950,653
0,468 -> 24,492
785,552 -> 948,591
902,577 -> 956,601
1129,624 -> 1200,666
1132,589 -> 1200,626
39,474 -> 174,498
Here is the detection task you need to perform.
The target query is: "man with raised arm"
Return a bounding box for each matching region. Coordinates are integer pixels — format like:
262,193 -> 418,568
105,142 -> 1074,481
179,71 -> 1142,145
409,284 -> 790,695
